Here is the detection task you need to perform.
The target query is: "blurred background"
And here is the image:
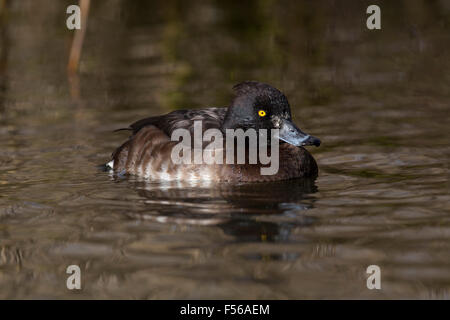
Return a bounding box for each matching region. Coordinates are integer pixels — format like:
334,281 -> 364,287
0,0 -> 449,299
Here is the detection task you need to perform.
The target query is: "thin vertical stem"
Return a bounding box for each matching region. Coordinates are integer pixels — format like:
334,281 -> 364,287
67,0 -> 90,75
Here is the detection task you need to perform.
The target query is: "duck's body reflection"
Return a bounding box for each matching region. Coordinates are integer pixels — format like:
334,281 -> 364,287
119,176 -> 318,252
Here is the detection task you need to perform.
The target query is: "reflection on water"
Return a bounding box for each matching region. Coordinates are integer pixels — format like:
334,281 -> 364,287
0,0 -> 449,299
127,178 -> 317,244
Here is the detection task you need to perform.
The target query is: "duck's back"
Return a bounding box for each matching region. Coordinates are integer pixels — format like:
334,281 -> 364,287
126,107 -> 227,137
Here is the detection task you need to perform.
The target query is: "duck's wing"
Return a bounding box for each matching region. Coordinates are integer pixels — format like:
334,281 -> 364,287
109,107 -> 228,173
126,107 -> 228,137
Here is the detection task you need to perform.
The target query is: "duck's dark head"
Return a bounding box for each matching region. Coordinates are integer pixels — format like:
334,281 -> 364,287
222,81 -> 321,147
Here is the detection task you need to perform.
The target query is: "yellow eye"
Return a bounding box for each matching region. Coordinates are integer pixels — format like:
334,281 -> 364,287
258,110 -> 266,117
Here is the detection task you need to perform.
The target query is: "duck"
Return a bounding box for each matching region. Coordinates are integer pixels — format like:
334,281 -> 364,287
106,81 -> 320,182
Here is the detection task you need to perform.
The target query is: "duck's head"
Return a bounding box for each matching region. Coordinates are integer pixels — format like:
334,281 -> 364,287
222,81 -> 321,147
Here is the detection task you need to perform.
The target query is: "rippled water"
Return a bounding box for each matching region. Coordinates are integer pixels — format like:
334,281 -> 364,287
0,1 -> 449,299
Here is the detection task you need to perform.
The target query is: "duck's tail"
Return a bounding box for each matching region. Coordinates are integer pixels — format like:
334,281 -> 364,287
97,160 -> 114,172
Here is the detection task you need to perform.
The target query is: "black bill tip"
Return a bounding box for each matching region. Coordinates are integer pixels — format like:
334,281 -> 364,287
302,135 -> 321,147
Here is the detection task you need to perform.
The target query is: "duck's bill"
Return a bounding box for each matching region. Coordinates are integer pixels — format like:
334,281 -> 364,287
277,119 -> 321,147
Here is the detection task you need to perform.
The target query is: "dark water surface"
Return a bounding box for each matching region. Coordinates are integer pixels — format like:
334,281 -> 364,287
0,1 -> 449,299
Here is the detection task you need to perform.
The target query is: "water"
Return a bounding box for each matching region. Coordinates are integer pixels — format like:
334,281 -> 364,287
0,0 -> 449,299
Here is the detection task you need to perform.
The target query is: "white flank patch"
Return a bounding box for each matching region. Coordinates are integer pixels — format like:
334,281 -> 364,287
141,161 -> 213,182
137,162 -> 144,176
159,163 -> 172,181
199,167 -> 212,181
189,171 -> 199,181
144,158 -> 154,179
175,168 -> 184,181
